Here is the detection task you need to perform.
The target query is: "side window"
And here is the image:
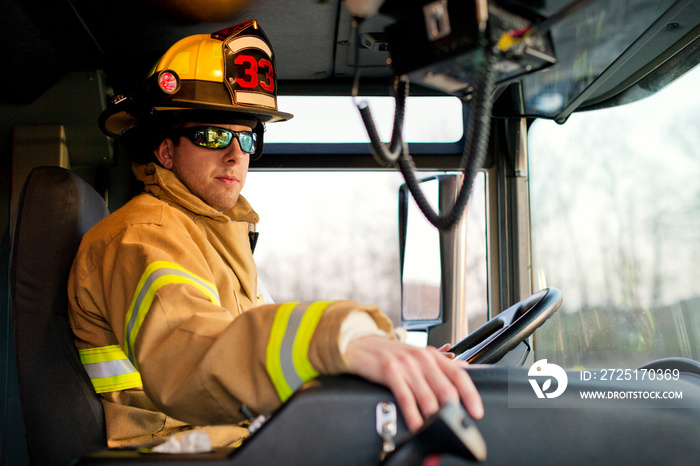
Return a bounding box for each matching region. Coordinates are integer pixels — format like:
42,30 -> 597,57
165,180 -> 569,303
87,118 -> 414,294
244,171 -> 403,322
246,170 -> 488,334
528,65 -> 700,368
246,95 -> 488,332
400,172 -> 488,337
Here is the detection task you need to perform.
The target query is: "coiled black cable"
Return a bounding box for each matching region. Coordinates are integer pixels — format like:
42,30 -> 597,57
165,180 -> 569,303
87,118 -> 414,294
397,49 -> 497,231
352,13 -> 498,231
356,77 -> 409,166
352,18 -> 407,166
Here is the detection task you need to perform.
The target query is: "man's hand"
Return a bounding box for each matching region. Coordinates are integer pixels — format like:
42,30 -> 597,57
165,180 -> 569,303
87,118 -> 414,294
344,335 -> 484,432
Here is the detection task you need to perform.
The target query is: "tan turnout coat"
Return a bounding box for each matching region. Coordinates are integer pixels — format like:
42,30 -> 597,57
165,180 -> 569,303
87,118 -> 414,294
68,163 -> 392,447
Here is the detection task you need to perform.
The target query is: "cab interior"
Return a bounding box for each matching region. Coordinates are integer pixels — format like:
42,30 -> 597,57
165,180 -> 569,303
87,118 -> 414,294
2,0 -> 700,465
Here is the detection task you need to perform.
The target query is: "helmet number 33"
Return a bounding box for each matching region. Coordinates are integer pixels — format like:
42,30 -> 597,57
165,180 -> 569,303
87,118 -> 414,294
234,55 -> 274,92
221,22 -> 281,112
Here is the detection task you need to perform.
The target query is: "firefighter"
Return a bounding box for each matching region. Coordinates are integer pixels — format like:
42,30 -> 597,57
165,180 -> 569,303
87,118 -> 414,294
68,20 -> 483,449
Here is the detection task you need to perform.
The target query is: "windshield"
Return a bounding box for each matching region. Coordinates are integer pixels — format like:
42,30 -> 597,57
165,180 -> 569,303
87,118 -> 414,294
244,170 -> 488,333
515,0 -> 678,119
245,95 -> 482,329
529,64 -> 700,369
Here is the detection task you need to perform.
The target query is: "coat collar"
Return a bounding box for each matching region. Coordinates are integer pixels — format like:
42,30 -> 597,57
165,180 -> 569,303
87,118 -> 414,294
133,162 -> 259,224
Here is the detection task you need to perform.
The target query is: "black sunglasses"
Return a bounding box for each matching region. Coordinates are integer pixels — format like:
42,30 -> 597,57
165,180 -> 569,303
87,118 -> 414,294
174,126 -> 257,154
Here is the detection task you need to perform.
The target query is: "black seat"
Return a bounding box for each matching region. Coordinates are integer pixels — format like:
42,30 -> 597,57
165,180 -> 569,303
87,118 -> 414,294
11,166 -> 109,466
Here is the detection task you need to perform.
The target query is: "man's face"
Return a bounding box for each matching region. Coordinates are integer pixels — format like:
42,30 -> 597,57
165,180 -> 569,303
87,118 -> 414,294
155,122 -> 251,212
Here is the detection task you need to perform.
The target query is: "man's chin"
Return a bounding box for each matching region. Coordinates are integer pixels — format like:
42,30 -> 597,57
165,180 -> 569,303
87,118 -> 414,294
208,194 -> 240,213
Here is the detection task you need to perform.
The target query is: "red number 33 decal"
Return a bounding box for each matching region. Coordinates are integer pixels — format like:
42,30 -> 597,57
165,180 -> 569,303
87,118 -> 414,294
234,55 -> 275,92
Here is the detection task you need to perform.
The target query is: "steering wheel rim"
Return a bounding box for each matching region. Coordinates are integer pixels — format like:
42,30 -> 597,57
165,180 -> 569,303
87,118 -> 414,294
451,287 -> 563,364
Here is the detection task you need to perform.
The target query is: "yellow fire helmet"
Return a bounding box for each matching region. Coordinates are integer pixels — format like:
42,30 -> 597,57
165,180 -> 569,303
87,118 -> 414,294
99,20 -> 293,143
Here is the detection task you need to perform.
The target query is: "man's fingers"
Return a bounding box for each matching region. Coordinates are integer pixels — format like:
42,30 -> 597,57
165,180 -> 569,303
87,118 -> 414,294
421,348 -> 461,406
381,362 -> 423,432
436,343 -> 456,359
402,349 -> 442,420
437,356 -> 484,420
460,374 -> 485,419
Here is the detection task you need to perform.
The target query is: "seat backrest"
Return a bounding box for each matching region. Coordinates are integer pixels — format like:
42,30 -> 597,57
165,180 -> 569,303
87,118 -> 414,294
11,167 -> 109,466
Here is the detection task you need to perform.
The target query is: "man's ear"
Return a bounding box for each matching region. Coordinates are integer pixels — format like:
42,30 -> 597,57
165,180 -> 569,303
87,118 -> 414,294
154,139 -> 175,169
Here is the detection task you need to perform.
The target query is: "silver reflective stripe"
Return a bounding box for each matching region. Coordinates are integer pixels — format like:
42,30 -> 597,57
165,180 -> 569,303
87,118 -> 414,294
83,358 -> 138,380
125,266 -> 219,363
279,302 -> 310,392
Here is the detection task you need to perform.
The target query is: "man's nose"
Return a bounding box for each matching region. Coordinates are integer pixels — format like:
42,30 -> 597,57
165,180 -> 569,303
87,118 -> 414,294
224,142 -> 246,163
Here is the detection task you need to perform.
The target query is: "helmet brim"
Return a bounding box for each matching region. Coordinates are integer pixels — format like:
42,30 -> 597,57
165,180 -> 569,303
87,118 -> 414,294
99,99 -> 293,139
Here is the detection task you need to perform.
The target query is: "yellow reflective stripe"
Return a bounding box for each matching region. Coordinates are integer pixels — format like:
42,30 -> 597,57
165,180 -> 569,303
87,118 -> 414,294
78,345 -> 128,364
79,345 -> 142,393
293,301 -> 331,381
267,302 -> 299,402
124,261 -> 220,367
266,301 -> 332,402
89,372 -> 143,393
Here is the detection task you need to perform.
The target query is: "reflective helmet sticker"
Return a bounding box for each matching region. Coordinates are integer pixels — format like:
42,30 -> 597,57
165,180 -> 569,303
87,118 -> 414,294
217,21 -> 278,111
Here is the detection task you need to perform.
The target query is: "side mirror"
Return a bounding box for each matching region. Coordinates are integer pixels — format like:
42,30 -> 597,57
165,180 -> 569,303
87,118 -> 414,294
399,174 -> 468,347
399,171 -> 488,347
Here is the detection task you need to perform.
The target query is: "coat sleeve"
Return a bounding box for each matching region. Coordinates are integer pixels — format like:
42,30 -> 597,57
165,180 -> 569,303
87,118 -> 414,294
72,221 -> 394,426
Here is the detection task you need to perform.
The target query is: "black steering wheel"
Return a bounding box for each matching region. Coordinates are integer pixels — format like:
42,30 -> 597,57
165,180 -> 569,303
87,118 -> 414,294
450,287 -> 563,364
